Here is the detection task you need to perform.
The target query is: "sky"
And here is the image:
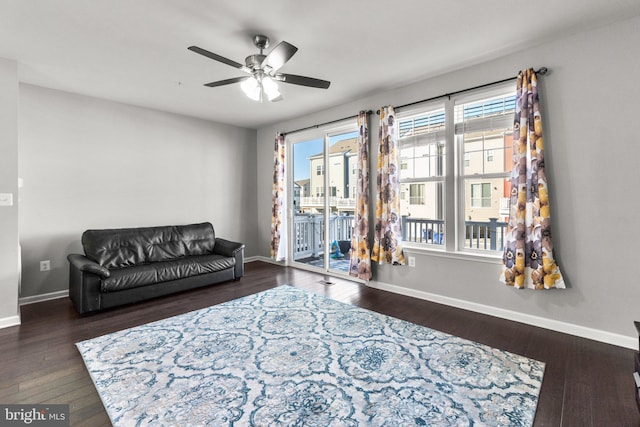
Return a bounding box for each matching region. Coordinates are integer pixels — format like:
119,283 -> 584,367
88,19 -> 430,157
292,131 -> 358,182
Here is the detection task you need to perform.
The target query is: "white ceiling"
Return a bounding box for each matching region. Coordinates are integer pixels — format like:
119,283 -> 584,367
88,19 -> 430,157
2,1 -> 639,129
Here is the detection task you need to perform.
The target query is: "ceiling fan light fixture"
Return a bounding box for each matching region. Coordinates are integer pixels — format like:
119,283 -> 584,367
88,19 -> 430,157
262,77 -> 281,102
240,76 -> 261,101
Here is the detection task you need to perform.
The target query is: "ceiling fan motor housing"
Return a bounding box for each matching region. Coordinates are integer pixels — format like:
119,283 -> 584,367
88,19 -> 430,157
245,54 -> 267,71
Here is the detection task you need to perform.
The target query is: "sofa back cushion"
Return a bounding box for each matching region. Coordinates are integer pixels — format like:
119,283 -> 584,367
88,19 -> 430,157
179,223 -> 216,256
82,222 -> 216,268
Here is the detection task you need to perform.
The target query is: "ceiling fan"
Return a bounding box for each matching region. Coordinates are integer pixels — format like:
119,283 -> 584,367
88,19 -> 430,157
188,35 -> 331,102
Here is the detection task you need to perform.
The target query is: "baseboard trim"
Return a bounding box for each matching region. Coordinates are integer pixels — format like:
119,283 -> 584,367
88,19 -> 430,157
369,280 -> 636,350
19,290 -> 69,306
0,314 -> 21,329
246,256 -> 284,266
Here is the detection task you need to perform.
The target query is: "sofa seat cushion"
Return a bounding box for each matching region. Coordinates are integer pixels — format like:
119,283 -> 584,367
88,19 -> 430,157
101,254 -> 236,292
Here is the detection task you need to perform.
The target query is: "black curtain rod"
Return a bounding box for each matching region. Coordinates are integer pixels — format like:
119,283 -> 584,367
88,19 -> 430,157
281,110 -> 373,136
376,67 -> 548,114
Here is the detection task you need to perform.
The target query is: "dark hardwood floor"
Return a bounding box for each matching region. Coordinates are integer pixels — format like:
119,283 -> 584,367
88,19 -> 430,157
1,261 -> 638,426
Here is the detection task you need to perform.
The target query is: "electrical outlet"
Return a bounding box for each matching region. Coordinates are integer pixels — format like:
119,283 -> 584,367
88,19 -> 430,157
408,256 -> 416,267
40,260 -> 51,272
0,193 -> 13,206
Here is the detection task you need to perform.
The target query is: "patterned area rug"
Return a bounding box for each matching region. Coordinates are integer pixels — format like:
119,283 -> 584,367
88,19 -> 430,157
77,286 -> 544,426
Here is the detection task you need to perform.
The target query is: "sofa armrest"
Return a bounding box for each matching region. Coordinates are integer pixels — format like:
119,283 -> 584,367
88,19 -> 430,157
67,254 -> 111,278
214,238 -> 245,257
213,238 -> 245,279
67,254 -> 105,314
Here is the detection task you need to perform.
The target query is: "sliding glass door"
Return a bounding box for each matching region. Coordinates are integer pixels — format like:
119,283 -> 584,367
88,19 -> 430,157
289,125 -> 358,274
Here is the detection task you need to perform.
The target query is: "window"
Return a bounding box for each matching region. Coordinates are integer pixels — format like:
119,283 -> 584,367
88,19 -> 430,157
316,186 -> 324,197
316,164 -> 324,175
486,149 -> 494,162
396,84 -> 514,253
398,108 -> 446,245
409,184 -> 425,205
329,186 -> 337,197
470,183 -> 491,207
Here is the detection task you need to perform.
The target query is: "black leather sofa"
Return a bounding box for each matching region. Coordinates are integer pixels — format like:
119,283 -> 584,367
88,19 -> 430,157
67,222 -> 244,314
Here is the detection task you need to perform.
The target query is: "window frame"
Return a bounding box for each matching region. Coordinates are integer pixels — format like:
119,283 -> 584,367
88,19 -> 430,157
396,104 -> 447,249
396,81 -> 514,259
285,120 -> 360,273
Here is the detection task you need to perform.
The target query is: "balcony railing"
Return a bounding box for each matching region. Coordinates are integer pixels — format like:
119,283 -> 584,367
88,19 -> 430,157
293,214 -> 508,260
293,214 -> 354,259
402,216 -> 508,251
299,197 -> 355,209
402,217 -> 445,244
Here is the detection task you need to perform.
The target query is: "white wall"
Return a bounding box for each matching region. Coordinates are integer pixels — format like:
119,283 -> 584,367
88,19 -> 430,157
257,16 -> 640,345
18,85 -> 257,298
0,58 -> 20,326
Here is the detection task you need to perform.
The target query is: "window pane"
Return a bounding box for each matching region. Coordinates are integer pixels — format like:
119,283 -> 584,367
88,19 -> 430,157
291,130 -> 358,271
457,93 -> 513,252
400,181 -> 444,245
462,129 -> 511,175
398,108 -> 446,180
398,107 -> 446,246
399,141 -> 445,179
292,138 -> 325,267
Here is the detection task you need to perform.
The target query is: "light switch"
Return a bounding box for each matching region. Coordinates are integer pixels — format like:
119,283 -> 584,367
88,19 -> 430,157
0,193 -> 14,206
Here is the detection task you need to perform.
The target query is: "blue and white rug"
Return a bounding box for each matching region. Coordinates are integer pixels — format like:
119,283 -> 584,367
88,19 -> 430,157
77,286 -> 544,426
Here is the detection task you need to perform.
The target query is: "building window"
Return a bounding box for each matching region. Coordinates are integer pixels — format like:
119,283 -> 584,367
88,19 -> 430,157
486,149 -> 494,162
316,164 -> 324,175
470,183 -> 491,207
316,187 -> 324,197
396,85 -> 514,253
409,184 -> 425,205
330,186 -> 337,197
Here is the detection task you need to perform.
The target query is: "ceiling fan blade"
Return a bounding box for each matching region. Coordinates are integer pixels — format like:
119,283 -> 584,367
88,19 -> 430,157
261,41 -> 298,72
188,46 -> 245,70
279,74 -> 331,89
204,77 -> 248,87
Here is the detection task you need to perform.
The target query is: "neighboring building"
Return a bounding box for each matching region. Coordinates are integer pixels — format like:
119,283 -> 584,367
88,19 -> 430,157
462,131 -> 512,222
293,179 -> 310,213
303,137 -> 358,214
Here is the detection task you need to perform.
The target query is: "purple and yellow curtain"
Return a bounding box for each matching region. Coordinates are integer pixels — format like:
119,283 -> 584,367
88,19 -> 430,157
349,111 -> 372,280
501,69 -> 564,289
371,106 -> 405,265
270,133 -> 286,261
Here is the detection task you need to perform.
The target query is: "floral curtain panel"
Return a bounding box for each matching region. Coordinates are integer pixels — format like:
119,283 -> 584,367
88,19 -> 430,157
501,69 -> 565,289
371,106 -> 405,265
349,111 -> 372,280
270,133 -> 287,261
